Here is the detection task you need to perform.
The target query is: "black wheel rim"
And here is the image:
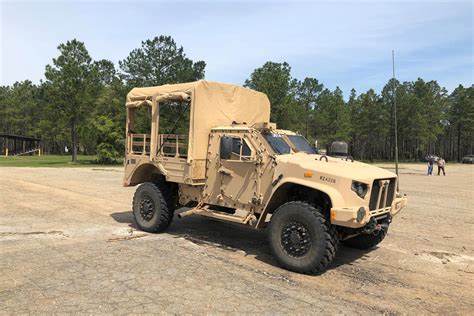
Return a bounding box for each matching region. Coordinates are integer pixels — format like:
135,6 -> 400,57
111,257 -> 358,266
281,221 -> 311,257
139,196 -> 156,222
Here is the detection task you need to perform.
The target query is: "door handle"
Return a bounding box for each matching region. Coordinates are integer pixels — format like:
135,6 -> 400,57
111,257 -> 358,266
218,167 -> 234,176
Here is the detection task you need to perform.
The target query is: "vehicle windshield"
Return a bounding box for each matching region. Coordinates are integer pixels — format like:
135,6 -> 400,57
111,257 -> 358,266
287,135 -> 317,154
263,133 -> 291,155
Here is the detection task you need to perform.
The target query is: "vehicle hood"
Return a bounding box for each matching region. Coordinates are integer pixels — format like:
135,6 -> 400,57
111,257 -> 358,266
275,152 -> 396,183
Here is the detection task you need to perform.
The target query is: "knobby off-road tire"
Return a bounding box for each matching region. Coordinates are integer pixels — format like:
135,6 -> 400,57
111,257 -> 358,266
343,227 -> 388,250
132,182 -> 177,233
268,201 -> 339,274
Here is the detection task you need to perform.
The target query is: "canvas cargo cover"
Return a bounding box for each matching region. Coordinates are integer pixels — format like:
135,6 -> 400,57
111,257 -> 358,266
126,80 -> 271,161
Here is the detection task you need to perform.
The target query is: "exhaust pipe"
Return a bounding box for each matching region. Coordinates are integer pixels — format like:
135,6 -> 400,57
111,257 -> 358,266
178,209 -> 196,219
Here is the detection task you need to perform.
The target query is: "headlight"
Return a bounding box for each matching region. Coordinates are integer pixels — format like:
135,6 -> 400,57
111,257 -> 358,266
351,181 -> 368,198
356,207 -> 366,222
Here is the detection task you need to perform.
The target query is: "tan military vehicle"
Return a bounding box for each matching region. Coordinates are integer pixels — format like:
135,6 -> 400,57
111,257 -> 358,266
123,80 -> 407,274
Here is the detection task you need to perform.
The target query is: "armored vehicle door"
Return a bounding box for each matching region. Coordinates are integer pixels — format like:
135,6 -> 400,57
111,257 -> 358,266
204,132 -> 259,209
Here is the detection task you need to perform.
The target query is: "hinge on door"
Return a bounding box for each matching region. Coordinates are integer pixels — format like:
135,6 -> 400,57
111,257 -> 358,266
251,194 -> 262,205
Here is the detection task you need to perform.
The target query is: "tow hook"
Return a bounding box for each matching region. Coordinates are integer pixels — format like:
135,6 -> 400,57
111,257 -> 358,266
361,217 -> 389,235
361,218 -> 377,234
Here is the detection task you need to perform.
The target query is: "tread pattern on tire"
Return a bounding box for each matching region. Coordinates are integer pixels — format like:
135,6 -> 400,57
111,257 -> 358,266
133,182 -> 177,233
272,201 -> 340,274
155,180 -> 178,224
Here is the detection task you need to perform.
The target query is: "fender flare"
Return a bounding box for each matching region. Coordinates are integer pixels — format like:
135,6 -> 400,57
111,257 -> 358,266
126,162 -> 165,186
256,177 -> 344,228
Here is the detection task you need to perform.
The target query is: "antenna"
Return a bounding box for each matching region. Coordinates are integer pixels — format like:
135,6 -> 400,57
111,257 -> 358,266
392,50 -> 400,191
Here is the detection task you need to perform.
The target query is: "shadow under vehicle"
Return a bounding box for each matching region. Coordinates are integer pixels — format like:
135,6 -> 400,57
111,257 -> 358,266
123,80 -> 408,274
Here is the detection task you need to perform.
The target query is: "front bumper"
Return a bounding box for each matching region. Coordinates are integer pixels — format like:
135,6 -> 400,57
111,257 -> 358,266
331,195 -> 408,228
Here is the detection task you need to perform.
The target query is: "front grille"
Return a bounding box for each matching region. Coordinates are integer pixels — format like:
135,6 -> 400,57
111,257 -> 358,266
369,178 -> 396,210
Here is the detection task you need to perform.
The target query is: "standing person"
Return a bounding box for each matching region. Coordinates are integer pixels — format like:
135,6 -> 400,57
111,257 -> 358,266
438,157 -> 446,176
427,158 -> 434,176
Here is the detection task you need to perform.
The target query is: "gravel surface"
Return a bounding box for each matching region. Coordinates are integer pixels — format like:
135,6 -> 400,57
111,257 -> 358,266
0,164 -> 473,314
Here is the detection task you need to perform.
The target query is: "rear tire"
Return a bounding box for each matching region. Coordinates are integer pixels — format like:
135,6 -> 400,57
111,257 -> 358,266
132,182 -> 176,233
268,201 -> 339,274
343,228 -> 388,250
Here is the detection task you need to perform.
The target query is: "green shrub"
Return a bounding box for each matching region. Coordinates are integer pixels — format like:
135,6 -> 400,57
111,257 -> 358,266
96,143 -> 121,164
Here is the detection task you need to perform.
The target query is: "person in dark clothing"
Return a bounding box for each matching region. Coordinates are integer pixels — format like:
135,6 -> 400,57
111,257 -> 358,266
427,159 -> 434,176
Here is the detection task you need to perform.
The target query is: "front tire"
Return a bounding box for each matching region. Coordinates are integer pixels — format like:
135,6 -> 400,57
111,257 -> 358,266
132,182 -> 176,233
343,228 -> 388,250
268,201 -> 339,274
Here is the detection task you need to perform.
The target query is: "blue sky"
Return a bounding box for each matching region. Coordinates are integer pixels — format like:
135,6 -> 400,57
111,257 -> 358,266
1,0 -> 472,96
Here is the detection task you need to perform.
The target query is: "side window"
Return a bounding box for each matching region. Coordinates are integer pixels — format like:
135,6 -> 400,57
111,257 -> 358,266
220,137 -> 233,160
220,136 -> 252,160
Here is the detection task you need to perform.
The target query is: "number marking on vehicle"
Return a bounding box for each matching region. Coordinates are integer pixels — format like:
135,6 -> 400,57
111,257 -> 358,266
320,176 -> 336,183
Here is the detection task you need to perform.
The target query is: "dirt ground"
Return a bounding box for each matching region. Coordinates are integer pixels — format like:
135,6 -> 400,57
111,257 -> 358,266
0,163 -> 473,314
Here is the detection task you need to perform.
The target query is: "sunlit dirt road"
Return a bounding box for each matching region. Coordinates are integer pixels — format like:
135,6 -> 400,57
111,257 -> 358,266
1,164 -> 473,313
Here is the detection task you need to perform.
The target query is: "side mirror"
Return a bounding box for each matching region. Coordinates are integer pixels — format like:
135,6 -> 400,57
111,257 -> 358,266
220,137 -> 232,160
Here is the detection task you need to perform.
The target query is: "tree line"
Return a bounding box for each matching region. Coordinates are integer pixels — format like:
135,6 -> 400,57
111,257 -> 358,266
0,36 -> 472,163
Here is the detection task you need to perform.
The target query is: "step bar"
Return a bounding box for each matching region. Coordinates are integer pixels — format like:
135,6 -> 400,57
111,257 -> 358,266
178,206 -> 256,225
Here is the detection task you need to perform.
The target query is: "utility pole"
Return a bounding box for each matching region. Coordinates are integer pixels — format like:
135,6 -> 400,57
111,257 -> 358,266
305,103 -> 309,139
392,50 -> 400,191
